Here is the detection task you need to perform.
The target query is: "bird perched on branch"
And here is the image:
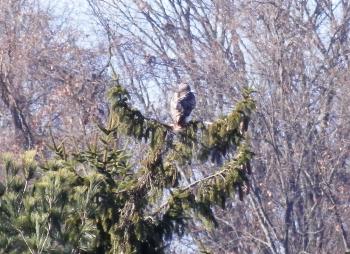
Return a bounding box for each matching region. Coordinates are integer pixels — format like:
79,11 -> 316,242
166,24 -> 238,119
170,83 -> 196,130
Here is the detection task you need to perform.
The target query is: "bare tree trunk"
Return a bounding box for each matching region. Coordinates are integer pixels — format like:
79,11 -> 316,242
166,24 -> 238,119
0,74 -> 34,149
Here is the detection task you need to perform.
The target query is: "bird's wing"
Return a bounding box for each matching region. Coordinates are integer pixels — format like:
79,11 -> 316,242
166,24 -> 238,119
178,92 -> 196,116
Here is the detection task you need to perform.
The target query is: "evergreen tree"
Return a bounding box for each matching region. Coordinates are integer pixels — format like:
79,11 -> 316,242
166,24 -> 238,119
0,83 -> 255,253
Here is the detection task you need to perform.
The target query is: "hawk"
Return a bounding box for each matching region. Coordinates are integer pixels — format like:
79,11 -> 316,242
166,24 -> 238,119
170,83 -> 196,130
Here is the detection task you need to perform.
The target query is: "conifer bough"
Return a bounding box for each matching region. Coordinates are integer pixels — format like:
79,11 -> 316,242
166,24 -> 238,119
0,84 -> 255,253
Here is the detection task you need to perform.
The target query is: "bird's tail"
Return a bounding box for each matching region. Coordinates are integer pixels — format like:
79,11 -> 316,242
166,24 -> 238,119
177,115 -> 187,128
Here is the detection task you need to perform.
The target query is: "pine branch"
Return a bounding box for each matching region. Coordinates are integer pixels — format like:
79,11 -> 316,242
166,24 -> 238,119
151,142 -> 252,217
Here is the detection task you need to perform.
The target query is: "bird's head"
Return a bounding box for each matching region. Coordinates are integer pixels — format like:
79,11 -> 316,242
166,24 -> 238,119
177,83 -> 191,93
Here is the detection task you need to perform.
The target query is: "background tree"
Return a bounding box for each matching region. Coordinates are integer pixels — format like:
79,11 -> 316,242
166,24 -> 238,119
0,0 -> 349,252
0,0 -> 108,153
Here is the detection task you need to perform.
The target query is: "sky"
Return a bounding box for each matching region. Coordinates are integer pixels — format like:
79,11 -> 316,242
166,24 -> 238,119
40,0 -> 97,35
44,0 -> 105,49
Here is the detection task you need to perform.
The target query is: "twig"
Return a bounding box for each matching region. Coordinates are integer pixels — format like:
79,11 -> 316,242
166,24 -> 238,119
15,227 -> 34,254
